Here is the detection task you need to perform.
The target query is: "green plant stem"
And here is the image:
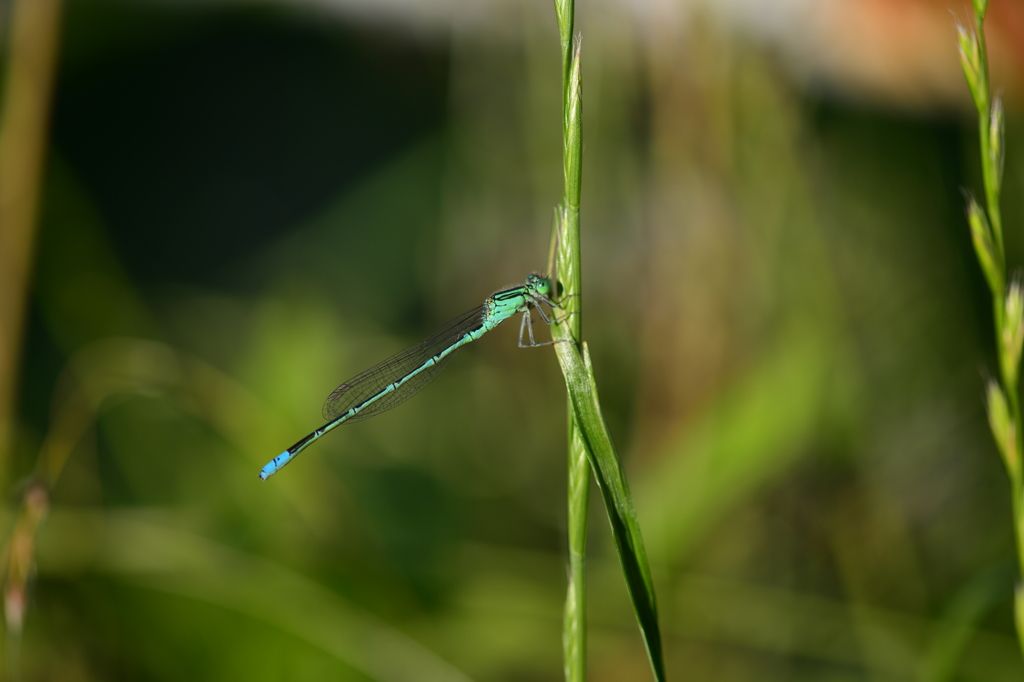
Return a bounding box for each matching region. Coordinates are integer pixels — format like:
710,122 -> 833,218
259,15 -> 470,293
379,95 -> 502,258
549,4 -> 665,679
564,426 -> 588,682
551,337 -> 666,681
973,11 -> 1003,255
971,37 -> 1024,651
961,1 -> 1024,658
553,2 -> 586,681
0,0 -> 65,491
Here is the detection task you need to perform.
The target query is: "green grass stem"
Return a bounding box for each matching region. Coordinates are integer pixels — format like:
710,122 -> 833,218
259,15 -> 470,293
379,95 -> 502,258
552,4 -> 587,680
550,1 -> 665,679
956,0 -> 1024,658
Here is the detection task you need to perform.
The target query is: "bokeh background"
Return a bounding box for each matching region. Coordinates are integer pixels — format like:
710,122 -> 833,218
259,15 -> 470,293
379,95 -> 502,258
3,0 -> 1024,679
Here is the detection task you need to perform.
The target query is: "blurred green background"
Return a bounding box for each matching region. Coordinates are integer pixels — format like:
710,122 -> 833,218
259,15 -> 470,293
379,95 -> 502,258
3,0 -> 1024,679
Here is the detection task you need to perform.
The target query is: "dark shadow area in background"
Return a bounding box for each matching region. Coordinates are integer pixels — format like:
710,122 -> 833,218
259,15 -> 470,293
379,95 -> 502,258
50,1 -> 449,286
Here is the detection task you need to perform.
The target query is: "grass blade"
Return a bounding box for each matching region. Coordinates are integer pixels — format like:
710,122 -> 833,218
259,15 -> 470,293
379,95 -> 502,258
550,330 -> 667,682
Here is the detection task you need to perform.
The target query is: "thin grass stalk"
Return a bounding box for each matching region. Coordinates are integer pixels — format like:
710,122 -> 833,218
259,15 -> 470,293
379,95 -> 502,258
0,0 -> 65,491
552,2 -> 587,680
956,0 -> 1024,657
548,2 -> 666,679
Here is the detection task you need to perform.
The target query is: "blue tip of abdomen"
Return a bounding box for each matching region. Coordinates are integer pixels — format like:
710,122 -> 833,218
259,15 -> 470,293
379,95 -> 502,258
258,451 -> 291,480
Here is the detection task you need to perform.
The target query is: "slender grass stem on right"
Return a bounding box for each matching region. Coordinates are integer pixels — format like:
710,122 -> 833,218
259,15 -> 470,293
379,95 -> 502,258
550,1 -> 666,680
955,0 -> 1024,657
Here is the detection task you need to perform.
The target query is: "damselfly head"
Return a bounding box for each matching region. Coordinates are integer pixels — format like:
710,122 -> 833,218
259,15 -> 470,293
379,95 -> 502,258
526,273 -> 552,297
